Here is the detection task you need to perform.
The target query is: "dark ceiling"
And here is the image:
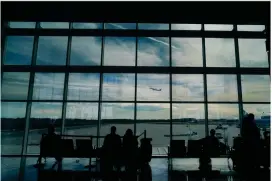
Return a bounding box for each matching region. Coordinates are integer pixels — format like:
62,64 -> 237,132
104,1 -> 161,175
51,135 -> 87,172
1,1 -> 270,25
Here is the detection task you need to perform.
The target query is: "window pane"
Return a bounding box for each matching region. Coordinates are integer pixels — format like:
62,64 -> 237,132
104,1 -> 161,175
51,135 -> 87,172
138,37 -> 169,66
33,73 -> 64,100
138,23 -> 169,30
1,102 -> 26,155
204,24 -> 233,31
137,74 -> 169,101
100,103 -> 134,145
68,73 -> 100,101
40,22 -> 69,29
2,72 -> 30,100
70,36 -> 101,65
105,23 -> 136,29
27,102 -> 62,154
172,104 -> 205,145
102,73 -> 135,101
241,75 -> 270,102
103,37 -> 135,66
9,22 -> 36,28
243,104 -> 270,135
72,22 -> 102,29
65,103 -> 98,144
172,74 -> 204,101
205,38 -> 236,67
239,39 -> 268,67
136,103 -> 170,148
1,158 -> 21,181
238,25 -> 265,32
36,36 -> 68,65
171,24 -> 201,30
208,104 -> 239,147
4,36 -> 34,65
207,75 -> 238,102
172,38 -> 202,67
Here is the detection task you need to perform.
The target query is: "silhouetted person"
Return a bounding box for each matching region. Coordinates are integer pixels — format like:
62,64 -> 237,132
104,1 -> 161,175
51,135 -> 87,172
123,129 -> 138,171
241,113 -> 261,180
101,126 -> 122,177
35,125 -> 62,169
261,131 -> 270,169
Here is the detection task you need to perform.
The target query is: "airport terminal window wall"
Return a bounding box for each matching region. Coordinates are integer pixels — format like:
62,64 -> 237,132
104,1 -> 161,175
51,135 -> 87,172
1,22 -> 270,160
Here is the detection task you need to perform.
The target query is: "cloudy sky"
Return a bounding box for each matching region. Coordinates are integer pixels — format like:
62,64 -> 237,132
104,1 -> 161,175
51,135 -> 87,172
2,22 -> 270,121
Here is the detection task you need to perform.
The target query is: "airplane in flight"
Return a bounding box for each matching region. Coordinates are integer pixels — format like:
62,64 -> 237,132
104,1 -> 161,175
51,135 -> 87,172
149,87 -> 162,91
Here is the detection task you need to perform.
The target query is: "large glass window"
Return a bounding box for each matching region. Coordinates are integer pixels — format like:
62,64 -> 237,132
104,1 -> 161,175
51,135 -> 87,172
172,74 -> 204,101
1,102 -> 27,155
27,102 -> 62,154
68,73 -> 100,101
204,24 -> 233,31
138,37 -> 169,66
9,22 -> 36,29
40,22 -> 69,29
4,36 -> 34,65
138,23 -> 169,30
103,37 -> 136,66
2,72 -> 30,100
65,103 -> 98,144
208,104 -> 239,147
36,36 -> 68,65
137,74 -> 169,101
171,24 -> 201,30
172,104 -> 205,145
136,103 -> 170,148
1,158 -> 21,181
33,73 -> 65,100
205,38 -> 236,67
105,23 -> 136,29
239,39 -> 268,67
172,38 -> 202,67
70,36 -> 102,65
237,25 -> 265,32
72,22 -> 102,29
241,75 -> 270,102
102,73 -> 135,101
207,74 -> 238,102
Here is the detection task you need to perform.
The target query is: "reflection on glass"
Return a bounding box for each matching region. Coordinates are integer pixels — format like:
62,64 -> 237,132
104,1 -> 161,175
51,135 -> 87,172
172,104 -> 205,145
2,72 -> 30,100
138,23 -> 169,30
100,103 -> 134,141
172,74 -> 204,101
207,74 -> 238,102
65,103 -> 98,139
239,39 -> 268,67
36,36 -> 68,65
105,23 -> 136,29
68,73 -> 100,101
1,158 -> 21,181
237,25 -> 265,32
204,24 -> 233,31
33,73 -> 65,100
137,103 -> 170,147
102,73 -> 135,101
1,102 -> 26,155
138,37 -> 169,66
137,74 -> 169,101
172,38 -> 202,67
241,75 -> 270,102
103,37 -> 136,66
70,36 -> 102,65
28,102 -> 62,154
9,22 -> 36,28
208,104 -> 239,147
4,36 -> 34,65
40,22 -> 69,29
205,38 -> 236,67
72,23 -> 102,29
171,24 -> 201,30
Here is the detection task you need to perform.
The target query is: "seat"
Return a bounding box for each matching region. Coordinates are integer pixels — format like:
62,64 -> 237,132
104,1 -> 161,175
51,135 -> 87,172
60,139 -> 75,157
187,140 -> 202,158
76,139 -> 94,157
168,140 -> 186,158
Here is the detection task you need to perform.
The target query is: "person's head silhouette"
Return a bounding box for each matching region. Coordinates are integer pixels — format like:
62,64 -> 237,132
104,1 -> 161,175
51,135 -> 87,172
125,129 -> 133,136
248,113 -> 255,122
111,126 -> 117,134
210,129 -> 216,137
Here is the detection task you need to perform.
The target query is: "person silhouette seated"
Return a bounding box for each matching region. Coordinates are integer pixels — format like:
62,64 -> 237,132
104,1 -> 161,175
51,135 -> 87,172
101,126 -> 122,173
35,124 -> 62,169
123,129 -> 138,171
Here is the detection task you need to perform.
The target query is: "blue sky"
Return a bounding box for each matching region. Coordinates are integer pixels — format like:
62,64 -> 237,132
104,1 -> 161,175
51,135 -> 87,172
2,23 -> 270,120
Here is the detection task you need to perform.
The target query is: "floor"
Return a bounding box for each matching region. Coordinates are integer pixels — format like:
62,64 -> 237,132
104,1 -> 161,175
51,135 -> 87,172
1,157 -> 270,181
